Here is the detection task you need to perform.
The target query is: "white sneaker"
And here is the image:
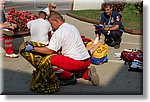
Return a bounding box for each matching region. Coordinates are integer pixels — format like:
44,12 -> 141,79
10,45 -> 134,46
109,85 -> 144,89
2,29 -> 14,36
5,53 -> 19,58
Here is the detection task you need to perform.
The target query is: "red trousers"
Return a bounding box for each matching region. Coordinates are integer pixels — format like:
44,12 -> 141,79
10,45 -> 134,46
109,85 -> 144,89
51,55 -> 90,80
0,37 -> 14,54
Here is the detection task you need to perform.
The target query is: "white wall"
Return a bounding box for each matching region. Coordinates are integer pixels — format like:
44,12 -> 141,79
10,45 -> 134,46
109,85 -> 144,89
72,0 -> 143,10
103,0 -> 142,3
73,0 -> 104,10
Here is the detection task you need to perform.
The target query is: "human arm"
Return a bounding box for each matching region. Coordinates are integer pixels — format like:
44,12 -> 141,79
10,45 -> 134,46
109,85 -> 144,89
99,24 -> 104,27
0,22 -> 11,29
88,43 -> 101,55
34,46 -> 56,54
104,13 -> 123,31
22,43 -> 56,54
2,22 -> 17,29
0,22 -> 17,30
104,25 -> 119,31
0,23 -> 8,29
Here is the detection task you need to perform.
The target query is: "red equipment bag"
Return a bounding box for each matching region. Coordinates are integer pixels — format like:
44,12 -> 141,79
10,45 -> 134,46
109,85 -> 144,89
121,49 -> 143,63
121,49 -> 143,72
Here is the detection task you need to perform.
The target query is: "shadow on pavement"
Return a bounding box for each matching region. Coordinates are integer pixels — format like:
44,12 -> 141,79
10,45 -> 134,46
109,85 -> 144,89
2,64 -> 143,95
100,65 -> 143,95
2,68 -> 102,95
2,68 -> 34,95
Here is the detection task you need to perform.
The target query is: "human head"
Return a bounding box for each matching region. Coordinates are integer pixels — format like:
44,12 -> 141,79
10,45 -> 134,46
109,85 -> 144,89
48,12 -> 65,31
102,3 -> 113,16
1,0 -> 5,10
48,2 -> 56,13
38,11 -> 47,19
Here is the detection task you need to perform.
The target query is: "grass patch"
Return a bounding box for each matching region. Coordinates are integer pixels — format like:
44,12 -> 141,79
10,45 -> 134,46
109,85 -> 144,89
69,7 -> 142,30
69,9 -> 101,22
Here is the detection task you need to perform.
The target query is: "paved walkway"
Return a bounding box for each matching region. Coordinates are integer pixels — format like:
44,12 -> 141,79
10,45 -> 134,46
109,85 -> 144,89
1,15 -> 143,95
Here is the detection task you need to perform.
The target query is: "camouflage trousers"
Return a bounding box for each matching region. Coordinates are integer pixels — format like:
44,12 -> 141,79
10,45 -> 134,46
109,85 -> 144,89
19,41 -> 60,94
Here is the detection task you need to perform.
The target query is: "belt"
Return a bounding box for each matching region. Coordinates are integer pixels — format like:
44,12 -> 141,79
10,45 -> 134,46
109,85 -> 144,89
81,58 -> 90,62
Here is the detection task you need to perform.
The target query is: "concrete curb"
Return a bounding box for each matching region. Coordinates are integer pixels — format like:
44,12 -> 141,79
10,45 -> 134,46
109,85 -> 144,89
67,12 -> 143,35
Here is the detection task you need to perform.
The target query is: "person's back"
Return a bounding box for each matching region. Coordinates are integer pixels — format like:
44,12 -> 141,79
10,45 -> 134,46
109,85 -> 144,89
22,12 -> 99,86
51,22 -> 89,60
27,11 -> 52,45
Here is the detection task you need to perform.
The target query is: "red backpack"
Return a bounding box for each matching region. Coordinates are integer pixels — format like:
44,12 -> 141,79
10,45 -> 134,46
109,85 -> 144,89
121,49 -> 143,72
121,49 -> 143,63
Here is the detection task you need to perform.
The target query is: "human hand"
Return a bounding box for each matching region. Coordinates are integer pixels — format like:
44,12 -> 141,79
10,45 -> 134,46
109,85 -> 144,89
9,23 -> 17,30
3,22 -> 11,28
9,25 -> 15,30
11,23 -> 17,28
24,43 -> 34,52
104,27 -> 110,31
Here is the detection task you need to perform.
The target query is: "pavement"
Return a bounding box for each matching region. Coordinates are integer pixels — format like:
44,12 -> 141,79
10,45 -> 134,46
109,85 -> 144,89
1,1 -> 143,95
0,15 -> 143,95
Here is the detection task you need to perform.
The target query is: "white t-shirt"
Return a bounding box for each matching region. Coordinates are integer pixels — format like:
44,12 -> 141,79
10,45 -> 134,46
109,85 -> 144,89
42,7 -> 50,16
46,23 -> 90,60
27,18 -> 52,45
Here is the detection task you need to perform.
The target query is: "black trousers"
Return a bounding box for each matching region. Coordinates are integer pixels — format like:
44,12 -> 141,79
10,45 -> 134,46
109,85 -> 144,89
96,28 -> 123,45
109,30 -> 123,45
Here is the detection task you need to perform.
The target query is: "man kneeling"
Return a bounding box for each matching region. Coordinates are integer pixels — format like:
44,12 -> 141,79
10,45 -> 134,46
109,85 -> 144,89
22,12 -> 99,86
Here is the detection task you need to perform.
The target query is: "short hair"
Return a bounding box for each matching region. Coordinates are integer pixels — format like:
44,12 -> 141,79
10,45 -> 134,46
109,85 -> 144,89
101,3 -> 112,11
39,11 -> 47,16
48,12 -> 65,22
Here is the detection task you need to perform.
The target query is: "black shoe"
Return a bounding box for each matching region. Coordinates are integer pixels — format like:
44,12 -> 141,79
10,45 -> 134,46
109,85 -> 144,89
60,74 -> 77,86
105,37 -> 115,47
114,44 -> 120,49
74,71 -> 84,78
109,42 -> 115,47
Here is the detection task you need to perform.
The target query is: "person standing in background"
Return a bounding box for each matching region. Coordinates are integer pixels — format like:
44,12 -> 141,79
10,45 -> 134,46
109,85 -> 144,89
0,0 -> 18,58
43,2 -> 57,17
